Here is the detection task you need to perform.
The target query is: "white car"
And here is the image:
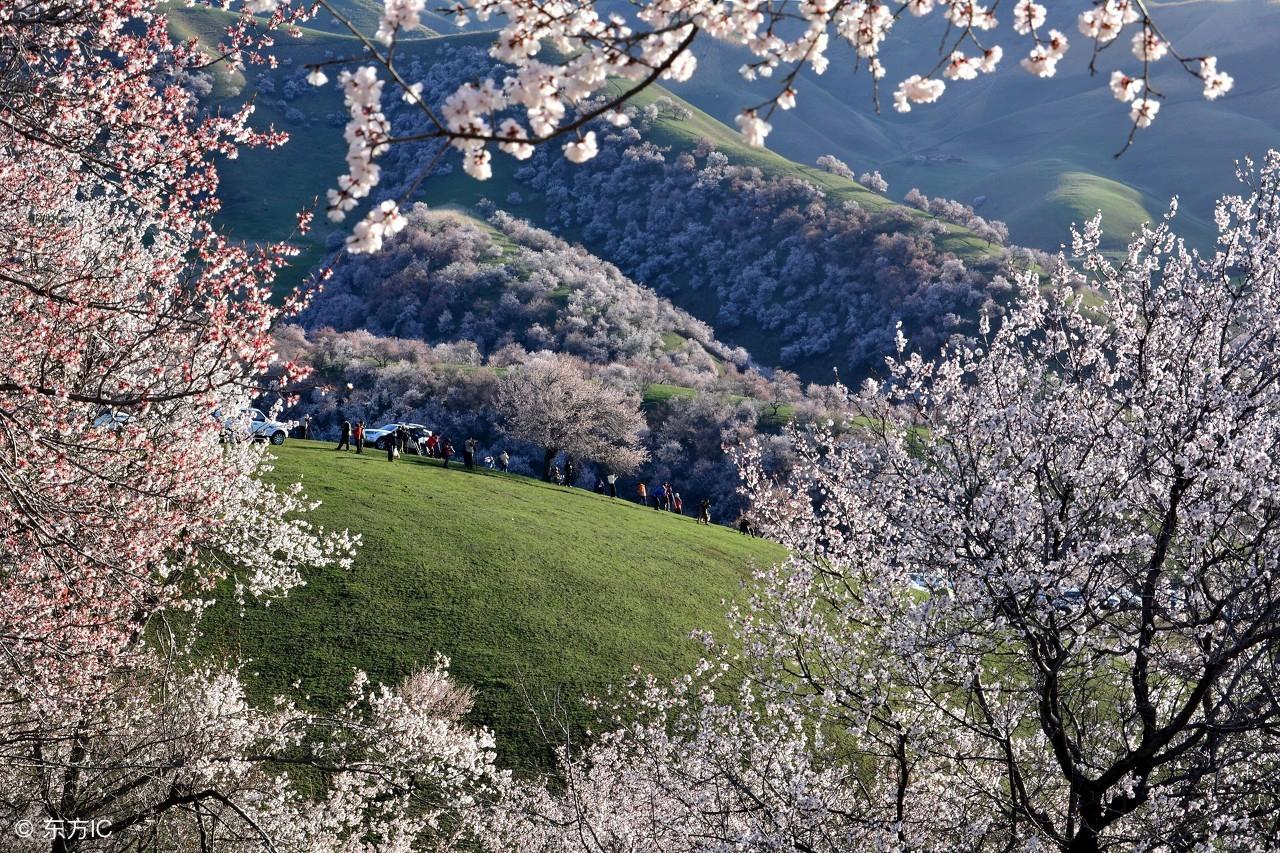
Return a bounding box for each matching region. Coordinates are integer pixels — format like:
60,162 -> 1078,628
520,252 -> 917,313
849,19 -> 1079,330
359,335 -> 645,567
92,410 -> 131,430
222,408 -> 290,445
365,422 -> 431,451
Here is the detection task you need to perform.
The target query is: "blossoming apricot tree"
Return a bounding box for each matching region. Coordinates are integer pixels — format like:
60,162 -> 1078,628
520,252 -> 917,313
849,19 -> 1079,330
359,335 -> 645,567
0,0 -> 350,691
485,153 -> 1280,852
495,352 -> 649,479
1,3 -> 509,848
741,163 -> 1280,848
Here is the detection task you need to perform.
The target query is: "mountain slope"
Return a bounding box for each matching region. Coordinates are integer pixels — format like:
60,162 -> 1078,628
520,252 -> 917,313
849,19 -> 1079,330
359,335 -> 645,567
300,205 -> 751,374
666,0 -> 1280,252
192,23 -> 1016,380
200,441 -> 785,769
175,16 -> 1001,270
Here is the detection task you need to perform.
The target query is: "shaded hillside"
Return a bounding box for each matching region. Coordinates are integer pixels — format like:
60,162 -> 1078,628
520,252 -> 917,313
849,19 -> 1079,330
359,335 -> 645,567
301,207 -> 750,374
172,13 -> 1019,381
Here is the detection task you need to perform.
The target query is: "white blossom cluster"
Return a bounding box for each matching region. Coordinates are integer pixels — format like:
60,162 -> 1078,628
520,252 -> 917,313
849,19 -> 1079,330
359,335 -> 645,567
3,651 -> 509,852
321,66 -> 397,240
283,0 -> 1235,248
376,0 -> 425,43
344,198 -> 407,253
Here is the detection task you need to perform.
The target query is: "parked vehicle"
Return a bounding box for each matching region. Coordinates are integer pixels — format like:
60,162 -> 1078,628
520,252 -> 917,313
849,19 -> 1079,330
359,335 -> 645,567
92,410 -> 131,430
1033,586 -> 1085,612
365,422 -> 432,451
1103,587 -> 1143,611
221,408 -> 289,445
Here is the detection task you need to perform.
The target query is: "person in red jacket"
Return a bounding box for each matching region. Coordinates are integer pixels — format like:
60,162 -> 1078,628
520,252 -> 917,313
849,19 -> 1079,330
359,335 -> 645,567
354,420 -> 364,454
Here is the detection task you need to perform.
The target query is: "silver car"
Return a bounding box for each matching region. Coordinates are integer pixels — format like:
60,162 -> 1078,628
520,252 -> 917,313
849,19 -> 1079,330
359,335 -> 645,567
222,408 -> 289,445
365,422 -> 431,451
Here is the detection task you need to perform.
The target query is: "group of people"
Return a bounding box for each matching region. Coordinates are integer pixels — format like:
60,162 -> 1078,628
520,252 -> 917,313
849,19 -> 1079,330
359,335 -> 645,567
334,419 -> 505,472
641,481 -> 682,513
328,417 -> 725,527
614,480 -> 712,524
548,458 -> 579,487
335,419 -> 424,461
417,432 -> 455,466
533,464 -> 717,525
334,418 -> 367,453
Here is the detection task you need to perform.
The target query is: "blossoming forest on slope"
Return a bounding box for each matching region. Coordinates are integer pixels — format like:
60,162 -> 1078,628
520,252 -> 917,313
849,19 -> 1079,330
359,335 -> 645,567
6,0 -> 1276,849
232,0 -> 1232,252
476,152 -> 1280,853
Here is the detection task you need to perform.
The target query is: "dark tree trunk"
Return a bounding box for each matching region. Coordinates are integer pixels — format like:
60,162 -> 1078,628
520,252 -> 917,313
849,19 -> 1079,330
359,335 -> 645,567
1067,830 -> 1101,853
1067,798 -> 1104,853
542,447 -> 557,481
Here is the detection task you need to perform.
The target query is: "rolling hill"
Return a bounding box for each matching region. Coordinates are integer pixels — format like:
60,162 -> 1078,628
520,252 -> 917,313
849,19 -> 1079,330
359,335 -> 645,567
190,0 -> 1274,261
666,0 -> 1280,252
198,440 -> 785,769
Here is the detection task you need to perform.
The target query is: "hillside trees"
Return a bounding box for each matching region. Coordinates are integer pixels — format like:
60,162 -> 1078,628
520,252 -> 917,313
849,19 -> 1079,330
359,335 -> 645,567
496,353 -> 648,480
513,131 -> 1011,377
273,322 -> 807,521
492,153 -> 1280,851
302,206 -> 744,374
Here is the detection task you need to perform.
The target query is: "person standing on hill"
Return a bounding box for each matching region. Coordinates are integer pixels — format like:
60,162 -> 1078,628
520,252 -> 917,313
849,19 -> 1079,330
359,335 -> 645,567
354,420 -> 365,454
564,458 -> 577,488
652,482 -> 665,511
301,414 -> 312,440
606,473 -> 618,497
463,436 -> 477,470
697,499 -> 711,525
396,426 -> 408,454
497,450 -> 510,472
441,437 -> 454,468
386,433 -> 397,463
336,418 -> 351,451
426,433 -> 439,458
673,492 -> 683,515
636,482 -> 647,505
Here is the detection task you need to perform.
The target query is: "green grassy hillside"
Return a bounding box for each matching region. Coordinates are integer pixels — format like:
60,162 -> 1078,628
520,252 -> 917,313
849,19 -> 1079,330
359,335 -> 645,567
200,440 -> 784,768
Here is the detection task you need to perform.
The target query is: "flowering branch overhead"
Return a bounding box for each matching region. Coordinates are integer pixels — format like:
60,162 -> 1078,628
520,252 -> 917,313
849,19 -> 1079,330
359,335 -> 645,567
224,0 -> 1234,249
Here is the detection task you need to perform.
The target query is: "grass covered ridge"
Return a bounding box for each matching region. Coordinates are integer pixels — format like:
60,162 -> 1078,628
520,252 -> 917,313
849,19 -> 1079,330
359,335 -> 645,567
200,440 -> 785,768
